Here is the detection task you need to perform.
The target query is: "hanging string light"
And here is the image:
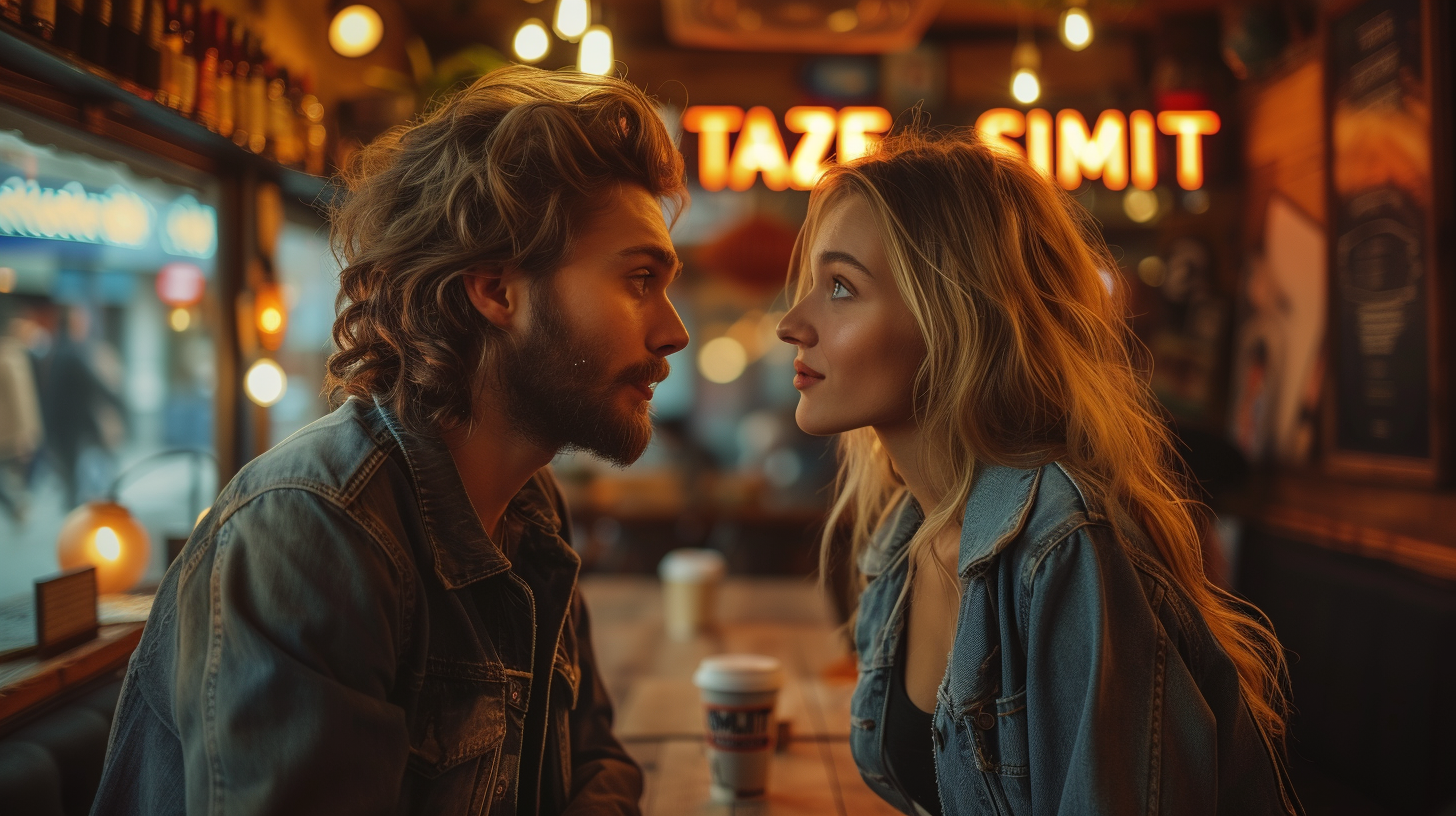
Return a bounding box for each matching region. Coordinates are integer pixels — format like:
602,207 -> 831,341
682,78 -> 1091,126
553,0 -> 589,41
514,18 -> 551,62
578,24 -> 614,75
1010,29 -> 1042,105
1060,1 -> 1093,51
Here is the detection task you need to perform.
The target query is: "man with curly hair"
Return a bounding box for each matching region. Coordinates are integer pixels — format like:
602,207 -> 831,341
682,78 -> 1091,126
93,66 -> 689,816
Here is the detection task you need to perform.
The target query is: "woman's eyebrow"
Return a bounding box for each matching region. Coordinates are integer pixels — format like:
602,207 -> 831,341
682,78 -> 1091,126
818,250 -> 874,279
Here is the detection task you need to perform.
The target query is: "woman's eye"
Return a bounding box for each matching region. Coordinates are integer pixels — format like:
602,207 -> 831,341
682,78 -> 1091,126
633,273 -> 653,293
830,280 -> 850,299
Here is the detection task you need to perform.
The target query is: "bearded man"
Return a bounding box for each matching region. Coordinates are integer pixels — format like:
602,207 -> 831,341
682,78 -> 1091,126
92,66 -> 689,816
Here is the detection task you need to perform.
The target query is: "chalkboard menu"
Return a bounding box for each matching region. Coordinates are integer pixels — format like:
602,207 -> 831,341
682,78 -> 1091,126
1326,0 -> 1447,481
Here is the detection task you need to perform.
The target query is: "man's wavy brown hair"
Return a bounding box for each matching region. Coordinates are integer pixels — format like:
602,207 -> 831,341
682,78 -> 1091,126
325,66 -> 686,436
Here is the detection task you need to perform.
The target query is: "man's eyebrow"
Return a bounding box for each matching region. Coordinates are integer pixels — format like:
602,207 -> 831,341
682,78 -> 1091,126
819,250 -> 874,279
619,244 -> 681,275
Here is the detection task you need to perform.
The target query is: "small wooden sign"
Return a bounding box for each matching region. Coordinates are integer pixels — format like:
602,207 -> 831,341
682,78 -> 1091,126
35,567 -> 99,656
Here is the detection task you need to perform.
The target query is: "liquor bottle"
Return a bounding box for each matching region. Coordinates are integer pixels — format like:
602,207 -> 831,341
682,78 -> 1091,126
137,0 -> 161,94
24,0 -> 57,41
107,0 -> 141,81
158,0 -> 179,107
80,0 -> 110,65
230,24 -> 250,147
194,6 -> 218,130
300,76 -> 325,176
265,64 -> 290,164
245,37 -> 266,154
215,14 -> 233,137
54,0 -> 81,49
174,0 -> 196,115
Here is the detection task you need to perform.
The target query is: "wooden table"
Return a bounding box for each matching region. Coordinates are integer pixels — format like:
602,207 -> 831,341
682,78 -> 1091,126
579,575 -> 901,816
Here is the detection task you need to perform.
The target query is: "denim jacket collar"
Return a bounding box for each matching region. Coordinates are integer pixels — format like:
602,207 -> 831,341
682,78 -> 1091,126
956,465 -> 1042,577
366,395 -> 563,590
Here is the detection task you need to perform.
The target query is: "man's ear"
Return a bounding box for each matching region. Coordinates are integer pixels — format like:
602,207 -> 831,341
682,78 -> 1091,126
461,267 -> 526,331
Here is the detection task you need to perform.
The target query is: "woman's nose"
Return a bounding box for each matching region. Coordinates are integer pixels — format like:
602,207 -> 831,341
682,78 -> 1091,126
776,304 -> 815,347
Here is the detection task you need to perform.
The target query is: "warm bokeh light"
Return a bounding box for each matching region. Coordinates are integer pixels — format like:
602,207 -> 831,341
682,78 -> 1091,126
245,358 -> 287,407
1130,110 -> 1158,190
254,282 -> 287,351
1059,7 -> 1093,51
328,5 -> 384,58
837,107 -> 893,163
169,307 -> 190,332
1012,69 -> 1041,104
729,107 -> 791,191
1157,110 -> 1221,189
554,0 -> 588,40
259,306 -> 282,334
513,19 -> 550,63
578,25 -> 614,75
1123,189 -> 1160,223
1057,109 -> 1127,190
785,107 -> 837,190
698,337 -> 749,384
57,500 -> 151,594
0,266 -> 14,293
1137,255 -> 1168,286
826,8 -> 857,32
682,106 -> 745,192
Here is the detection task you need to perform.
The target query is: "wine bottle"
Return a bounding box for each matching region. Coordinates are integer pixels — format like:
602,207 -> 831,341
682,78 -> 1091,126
80,0 -> 110,65
174,0 -> 195,115
215,14 -> 233,137
265,64 -> 289,164
24,0 -> 57,41
137,0 -> 161,94
107,0 -> 140,81
158,0 -> 179,107
246,36 -> 266,154
300,77 -> 325,176
194,6 -> 218,130
230,24 -> 250,147
53,0 -> 80,51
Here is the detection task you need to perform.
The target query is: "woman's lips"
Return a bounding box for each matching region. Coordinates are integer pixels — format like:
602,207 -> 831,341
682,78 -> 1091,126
793,360 -> 825,390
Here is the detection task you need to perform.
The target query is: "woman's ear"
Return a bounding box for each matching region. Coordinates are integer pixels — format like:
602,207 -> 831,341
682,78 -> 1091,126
461,267 -> 526,331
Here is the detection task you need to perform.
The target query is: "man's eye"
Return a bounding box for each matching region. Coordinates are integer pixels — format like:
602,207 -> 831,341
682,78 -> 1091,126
830,279 -> 851,299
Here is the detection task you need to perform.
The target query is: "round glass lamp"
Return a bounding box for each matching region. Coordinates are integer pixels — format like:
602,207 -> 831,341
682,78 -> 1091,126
57,500 -> 151,594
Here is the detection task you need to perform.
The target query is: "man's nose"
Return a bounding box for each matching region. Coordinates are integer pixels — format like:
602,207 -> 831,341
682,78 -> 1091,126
652,299 -> 690,356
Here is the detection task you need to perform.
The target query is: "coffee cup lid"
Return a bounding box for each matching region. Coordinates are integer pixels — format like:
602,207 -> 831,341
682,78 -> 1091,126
693,654 -> 783,693
658,548 -> 727,582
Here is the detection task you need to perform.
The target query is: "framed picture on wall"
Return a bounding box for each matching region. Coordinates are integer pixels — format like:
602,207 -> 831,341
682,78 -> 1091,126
1323,0 -> 1451,484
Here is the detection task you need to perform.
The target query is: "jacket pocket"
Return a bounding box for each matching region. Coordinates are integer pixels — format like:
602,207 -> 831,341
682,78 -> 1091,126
966,688 -> 1032,816
407,674 -> 509,778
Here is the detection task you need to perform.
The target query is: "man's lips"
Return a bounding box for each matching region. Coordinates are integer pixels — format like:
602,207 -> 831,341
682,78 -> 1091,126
793,360 -> 825,390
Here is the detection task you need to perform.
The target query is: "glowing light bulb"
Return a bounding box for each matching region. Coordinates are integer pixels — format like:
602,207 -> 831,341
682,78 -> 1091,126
1060,7 -> 1093,51
328,5 -> 384,58
698,337 -> 748,384
259,306 -> 283,334
1011,69 -> 1041,104
513,18 -> 550,63
245,358 -> 287,407
554,0 -> 588,41
578,25 -> 613,75
95,526 -> 121,561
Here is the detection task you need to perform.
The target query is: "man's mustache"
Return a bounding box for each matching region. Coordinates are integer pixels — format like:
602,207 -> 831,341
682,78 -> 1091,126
618,357 -> 671,389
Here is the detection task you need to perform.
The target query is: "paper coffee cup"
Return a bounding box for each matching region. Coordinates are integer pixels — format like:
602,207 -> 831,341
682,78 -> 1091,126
693,654 -> 784,802
658,548 -> 726,641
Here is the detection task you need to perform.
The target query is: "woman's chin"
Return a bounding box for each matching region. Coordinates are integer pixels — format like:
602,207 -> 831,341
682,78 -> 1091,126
794,401 -> 862,437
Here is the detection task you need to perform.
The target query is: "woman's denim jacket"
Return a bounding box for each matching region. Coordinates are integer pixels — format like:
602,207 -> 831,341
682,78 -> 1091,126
91,397 -> 640,815
848,463 -> 1302,816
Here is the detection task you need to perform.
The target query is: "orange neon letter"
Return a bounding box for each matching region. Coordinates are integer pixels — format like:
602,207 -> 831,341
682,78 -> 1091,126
728,106 -> 791,191
836,107 -> 893,163
1130,110 -> 1157,190
975,108 -> 1025,156
1026,109 -> 1053,179
682,106 -> 744,192
1157,111 -> 1220,190
785,107 -> 837,190
1057,109 -> 1128,190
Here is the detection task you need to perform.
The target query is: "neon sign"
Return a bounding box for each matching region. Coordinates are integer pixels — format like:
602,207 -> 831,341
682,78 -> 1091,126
0,177 -> 152,247
681,105 -> 1220,192
976,108 -> 1220,190
683,105 -> 893,192
0,177 -> 217,257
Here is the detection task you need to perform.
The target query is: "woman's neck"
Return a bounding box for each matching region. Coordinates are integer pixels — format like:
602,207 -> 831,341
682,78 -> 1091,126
873,420 -> 942,517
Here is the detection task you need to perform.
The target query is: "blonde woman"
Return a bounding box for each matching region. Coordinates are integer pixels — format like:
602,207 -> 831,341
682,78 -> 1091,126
776,130 -> 1301,816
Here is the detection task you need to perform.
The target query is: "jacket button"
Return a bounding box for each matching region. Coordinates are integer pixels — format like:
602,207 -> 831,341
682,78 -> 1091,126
510,689 -> 520,703
495,780 -> 507,798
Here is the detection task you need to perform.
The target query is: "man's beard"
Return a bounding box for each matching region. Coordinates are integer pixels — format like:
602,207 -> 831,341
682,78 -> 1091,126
496,292 -> 669,467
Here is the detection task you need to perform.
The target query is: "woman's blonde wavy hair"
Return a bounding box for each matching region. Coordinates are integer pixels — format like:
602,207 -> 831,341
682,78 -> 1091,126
794,127 -> 1289,747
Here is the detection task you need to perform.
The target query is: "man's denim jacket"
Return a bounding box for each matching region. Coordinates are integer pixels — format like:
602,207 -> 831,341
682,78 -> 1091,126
91,397 -> 640,815
848,463 -> 1302,816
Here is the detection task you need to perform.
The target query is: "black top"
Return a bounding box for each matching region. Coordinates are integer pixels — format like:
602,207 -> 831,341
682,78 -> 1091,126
886,637 -> 943,816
